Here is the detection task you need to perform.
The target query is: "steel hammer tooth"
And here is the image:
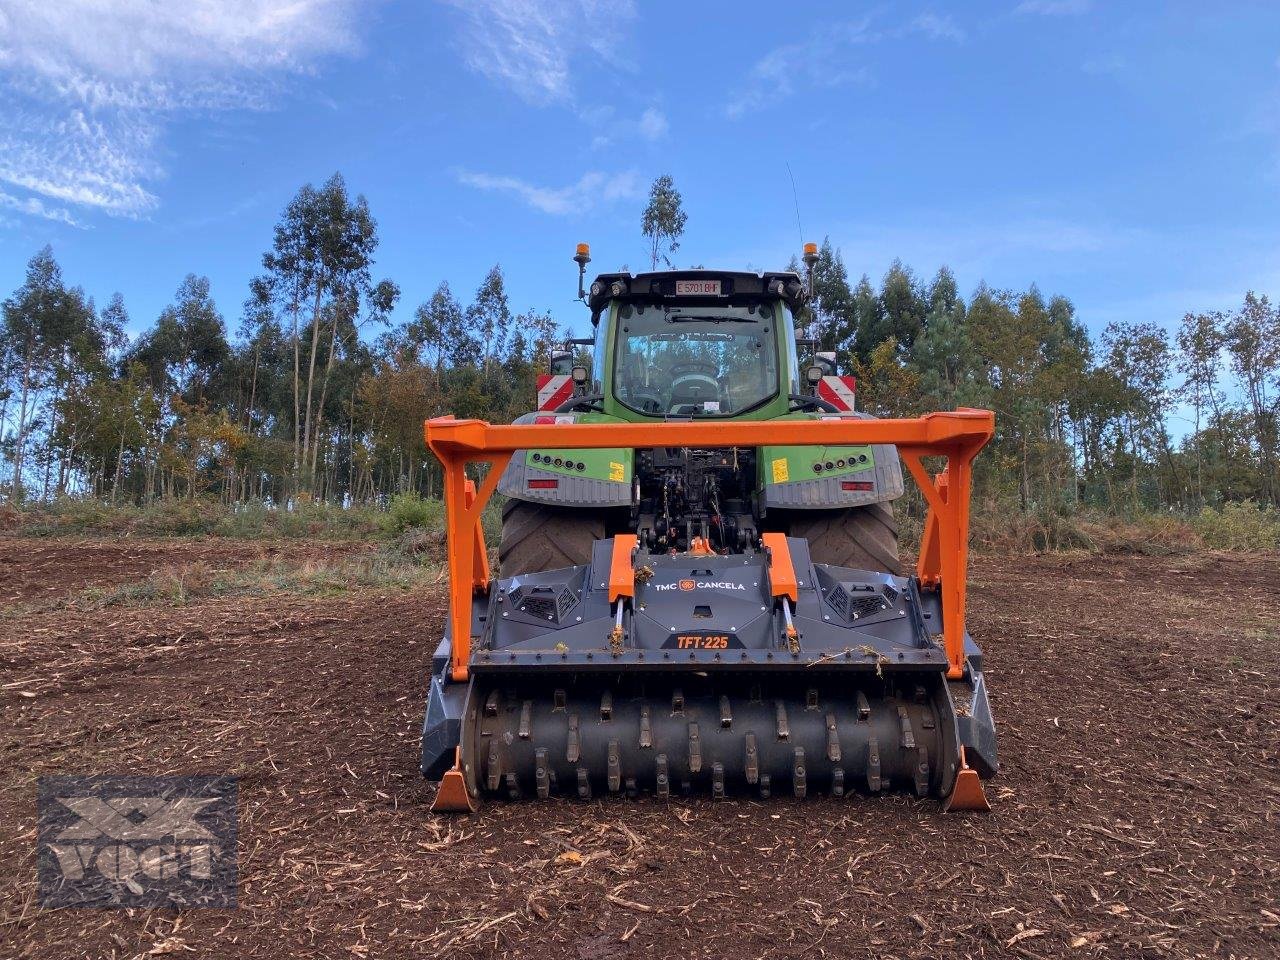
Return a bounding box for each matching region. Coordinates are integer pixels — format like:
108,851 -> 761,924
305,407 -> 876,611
719,695 -> 732,729
639,703 -> 652,749
867,736 -> 882,792
655,754 -> 670,798
793,747 -> 807,798
712,762 -> 725,799
825,712 -> 841,763
486,740 -> 501,791
577,767 -> 591,799
688,722 -> 702,774
856,691 -> 870,720
898,706 -> 916,750
518,700 -> 532,740
775,700 -> 790,741
744,732 -> 759,784
607,739 -> 621,792
566,713 -> 580,763
534,747 -> 549,799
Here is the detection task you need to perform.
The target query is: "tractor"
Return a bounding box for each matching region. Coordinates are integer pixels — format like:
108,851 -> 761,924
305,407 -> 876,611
421,244 -> 997,811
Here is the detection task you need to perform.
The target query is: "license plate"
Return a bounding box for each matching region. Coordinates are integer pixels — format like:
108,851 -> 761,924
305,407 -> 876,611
675,279 -> 721,296
662,632 -> 745,650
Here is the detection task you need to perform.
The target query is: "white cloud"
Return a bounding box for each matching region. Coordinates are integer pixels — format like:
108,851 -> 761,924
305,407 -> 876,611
440,0 -> 635,106
455,168 -> 641,215
639,107 -> 668,140
726,13 -> 961,120
0,0 -> 361,222
909,13 -> 966,43
727,20 -> 878,119
0,190 -> 81,227
1014,0 -> 1092,14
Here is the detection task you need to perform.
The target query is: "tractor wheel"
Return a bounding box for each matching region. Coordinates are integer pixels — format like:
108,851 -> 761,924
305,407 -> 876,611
498,499 -> 606,576
777,501 -> 901,575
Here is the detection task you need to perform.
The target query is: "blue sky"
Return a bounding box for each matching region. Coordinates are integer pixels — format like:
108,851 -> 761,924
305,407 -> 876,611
1,0 -> 1278,346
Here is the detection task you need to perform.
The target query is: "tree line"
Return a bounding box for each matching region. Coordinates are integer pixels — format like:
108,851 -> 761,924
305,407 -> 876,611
1,173 -> 1276,515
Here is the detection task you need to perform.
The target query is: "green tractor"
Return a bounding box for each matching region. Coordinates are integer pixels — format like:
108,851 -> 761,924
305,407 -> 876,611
496,245 -> 904,579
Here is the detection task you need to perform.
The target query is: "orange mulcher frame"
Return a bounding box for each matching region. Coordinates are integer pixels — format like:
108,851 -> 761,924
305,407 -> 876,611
423,408 -> 995,684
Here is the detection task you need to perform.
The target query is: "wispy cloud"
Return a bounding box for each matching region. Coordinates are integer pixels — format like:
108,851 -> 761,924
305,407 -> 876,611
639,107 -> 669,140
0,1 -> 362,224
909,13 -> 966,43
455,168 -> 642,215
440,0 -> 635,106
726,13 -> 963,119
1014,0 -> 1092,15
0,190 -> 82,227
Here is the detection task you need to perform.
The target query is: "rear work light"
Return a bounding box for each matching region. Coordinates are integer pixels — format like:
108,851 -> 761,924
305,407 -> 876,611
527,479 -> 559,489
841,480 -> 874,491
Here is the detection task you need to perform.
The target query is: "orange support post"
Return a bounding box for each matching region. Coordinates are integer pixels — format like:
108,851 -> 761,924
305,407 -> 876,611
425,409 -> 994,683
760,532 -> 798,602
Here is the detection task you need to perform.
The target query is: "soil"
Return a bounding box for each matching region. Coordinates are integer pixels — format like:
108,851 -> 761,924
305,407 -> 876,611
1,538 -> 1276,959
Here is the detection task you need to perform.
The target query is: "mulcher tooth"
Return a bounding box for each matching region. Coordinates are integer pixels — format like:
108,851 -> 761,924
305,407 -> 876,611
832,767 -> 845,797
856,691 -> 870,720
639,704 -> 652,749
775,701 -> 790,741
535,747 -> 549,799
607,739 -> 621,792
486,740 -> 501,791
898,706 -> 916,750
719,695 -> 732,729
867,737 -> 882,792
793,747 -> 807,798
625,777 -> 637,798
566,713 -> 580,763
484,690 -> 500,717
505,772 -> 519,800
672,689 -> 685,715
712,762 -> 725,799
655,754 -> 670,797
600,690 -> 613,721
518,700 -> 532,740
577,767 -> 591,799
688,722 -> 702,773
759,772 -> 772,799
825,712 -> 841,763
744,733 -> 759,784
914,747 -> 930,798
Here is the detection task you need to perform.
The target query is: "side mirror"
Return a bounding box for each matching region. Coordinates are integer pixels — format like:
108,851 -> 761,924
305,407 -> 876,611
571,365 -> 590,385
805,365 -> 824,386
550,349 -> 572,375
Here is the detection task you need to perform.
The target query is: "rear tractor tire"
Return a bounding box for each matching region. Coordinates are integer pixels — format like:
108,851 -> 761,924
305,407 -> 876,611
777,501 -> 901,575
498,499 -> 606,577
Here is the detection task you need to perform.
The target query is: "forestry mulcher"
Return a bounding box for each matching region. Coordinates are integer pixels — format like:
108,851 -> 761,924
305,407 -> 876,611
421,243 -> 998,811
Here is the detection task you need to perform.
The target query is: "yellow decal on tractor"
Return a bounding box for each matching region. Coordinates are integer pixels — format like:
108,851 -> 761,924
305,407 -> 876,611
771,457 -> 789,483
609,461 -> 625,482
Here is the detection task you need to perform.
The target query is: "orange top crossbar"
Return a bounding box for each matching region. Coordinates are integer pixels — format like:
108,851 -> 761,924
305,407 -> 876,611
425,409 -> 994,681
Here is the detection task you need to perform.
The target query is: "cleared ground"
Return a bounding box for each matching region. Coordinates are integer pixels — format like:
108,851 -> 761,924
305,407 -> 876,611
1,537 -> 1277,959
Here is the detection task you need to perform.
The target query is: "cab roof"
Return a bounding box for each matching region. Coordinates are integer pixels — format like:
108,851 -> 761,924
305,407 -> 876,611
587,269 -> 808,325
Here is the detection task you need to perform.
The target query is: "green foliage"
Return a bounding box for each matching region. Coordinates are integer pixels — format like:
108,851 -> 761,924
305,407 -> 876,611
1192,500 -> 1280,550
383,492 -> 442,533
641,175 -> 688,270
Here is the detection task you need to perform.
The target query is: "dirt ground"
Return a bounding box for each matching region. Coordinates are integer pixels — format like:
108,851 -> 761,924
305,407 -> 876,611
1,537 -> 1277,959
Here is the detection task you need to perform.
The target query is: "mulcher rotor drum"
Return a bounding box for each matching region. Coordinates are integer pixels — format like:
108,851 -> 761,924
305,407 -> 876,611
463,672 -> 958,800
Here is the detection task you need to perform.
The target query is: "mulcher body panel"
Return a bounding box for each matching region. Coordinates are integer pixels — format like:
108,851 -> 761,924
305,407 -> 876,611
422,537 -> 997,801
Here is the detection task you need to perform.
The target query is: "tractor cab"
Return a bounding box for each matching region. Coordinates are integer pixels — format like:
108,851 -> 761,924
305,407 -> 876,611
579,267 -> 809,422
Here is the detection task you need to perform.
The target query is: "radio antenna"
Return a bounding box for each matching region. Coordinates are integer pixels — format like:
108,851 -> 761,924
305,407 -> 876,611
786,162 -> 804,249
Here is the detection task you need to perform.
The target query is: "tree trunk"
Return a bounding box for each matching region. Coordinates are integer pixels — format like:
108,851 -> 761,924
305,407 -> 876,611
301,282 -> 324,490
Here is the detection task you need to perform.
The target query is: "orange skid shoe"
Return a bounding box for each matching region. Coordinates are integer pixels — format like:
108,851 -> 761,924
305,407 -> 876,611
943,746 -> 991,813
431,748 -> 476,813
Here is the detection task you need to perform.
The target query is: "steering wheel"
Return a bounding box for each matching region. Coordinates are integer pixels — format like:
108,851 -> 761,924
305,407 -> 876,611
669,360 -> 719,378
554,393 -> 605,413
787,393 -> 841,414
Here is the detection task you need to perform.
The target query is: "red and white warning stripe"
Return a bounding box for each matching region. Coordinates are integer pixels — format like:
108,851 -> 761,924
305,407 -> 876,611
536,374 -> 574,411
817,375 -> 857,412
